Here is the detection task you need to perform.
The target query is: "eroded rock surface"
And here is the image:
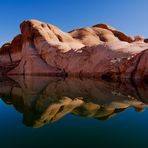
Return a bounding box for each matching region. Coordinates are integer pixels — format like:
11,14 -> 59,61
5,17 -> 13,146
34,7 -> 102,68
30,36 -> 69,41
0,20 -> 148,80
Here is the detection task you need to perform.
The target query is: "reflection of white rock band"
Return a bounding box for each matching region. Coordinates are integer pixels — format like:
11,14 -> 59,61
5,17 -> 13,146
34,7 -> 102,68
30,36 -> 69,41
0,76 -> 147,128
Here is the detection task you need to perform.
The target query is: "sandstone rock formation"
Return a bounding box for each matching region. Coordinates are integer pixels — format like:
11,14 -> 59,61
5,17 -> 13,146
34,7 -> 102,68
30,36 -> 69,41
0,20 -> 148,80
0,76 -> 148,128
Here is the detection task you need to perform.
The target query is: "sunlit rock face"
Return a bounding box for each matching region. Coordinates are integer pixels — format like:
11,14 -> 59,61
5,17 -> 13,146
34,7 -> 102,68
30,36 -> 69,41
0,76 -> 148,128
0,20 -> 148,80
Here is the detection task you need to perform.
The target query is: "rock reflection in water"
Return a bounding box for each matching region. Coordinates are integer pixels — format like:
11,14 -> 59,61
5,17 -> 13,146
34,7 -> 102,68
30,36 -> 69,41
0,76 -> 148,128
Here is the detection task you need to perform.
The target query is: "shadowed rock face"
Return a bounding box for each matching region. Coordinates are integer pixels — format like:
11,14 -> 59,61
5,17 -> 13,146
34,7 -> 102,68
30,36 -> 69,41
0,76 -> 148,128
0,20 -> 148,81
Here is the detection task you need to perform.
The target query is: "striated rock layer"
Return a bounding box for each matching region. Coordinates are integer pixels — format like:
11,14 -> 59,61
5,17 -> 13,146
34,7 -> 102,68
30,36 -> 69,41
0,20 -> 148,81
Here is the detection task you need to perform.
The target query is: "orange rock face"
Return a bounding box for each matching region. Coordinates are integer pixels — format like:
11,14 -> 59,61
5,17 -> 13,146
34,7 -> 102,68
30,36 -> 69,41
0,20 -> 148,81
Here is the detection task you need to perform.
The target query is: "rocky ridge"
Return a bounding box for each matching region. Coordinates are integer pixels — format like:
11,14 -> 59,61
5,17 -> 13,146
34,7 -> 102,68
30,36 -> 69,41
0,20 -> 148,81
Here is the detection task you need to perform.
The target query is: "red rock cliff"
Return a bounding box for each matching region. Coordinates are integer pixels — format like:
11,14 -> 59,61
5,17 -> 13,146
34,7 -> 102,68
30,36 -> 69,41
0,20 -> 148,81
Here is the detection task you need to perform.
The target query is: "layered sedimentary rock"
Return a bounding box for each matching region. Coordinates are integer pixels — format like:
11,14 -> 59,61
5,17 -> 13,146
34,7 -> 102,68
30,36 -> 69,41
0,76 -> 148,128
0,20 -> 148,80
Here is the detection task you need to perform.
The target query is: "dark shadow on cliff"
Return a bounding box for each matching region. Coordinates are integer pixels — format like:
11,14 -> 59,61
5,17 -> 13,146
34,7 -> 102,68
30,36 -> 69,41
0,76 -> 148,128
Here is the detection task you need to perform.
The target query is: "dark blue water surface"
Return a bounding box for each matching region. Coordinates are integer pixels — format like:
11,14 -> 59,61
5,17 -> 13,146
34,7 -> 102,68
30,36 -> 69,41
0,76 -> 148,148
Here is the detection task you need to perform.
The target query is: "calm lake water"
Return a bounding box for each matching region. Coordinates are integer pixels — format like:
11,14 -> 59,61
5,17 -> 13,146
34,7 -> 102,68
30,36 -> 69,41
0,76 -> 148,148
